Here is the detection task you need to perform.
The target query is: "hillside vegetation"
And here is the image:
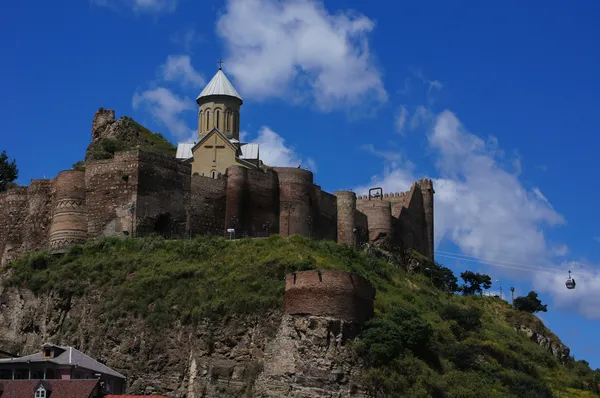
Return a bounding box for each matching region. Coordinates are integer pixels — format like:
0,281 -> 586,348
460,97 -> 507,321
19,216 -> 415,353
6,235 -> 600,397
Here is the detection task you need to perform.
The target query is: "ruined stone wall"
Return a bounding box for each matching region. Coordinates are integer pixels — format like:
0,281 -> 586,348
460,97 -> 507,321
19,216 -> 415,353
244,168 -> 279,237
24,180 -> 53,253
48,171 -> 88,253
355,210 -> 369,246
419,179 -> 435,259
334,191 -> 356,246
284,270 -> 375,322
273,168 -> 313,237
394,183 -> 428,256
85,152 -> 140,238
190,175 -> 226,236
135,151 -> 190,235
313,186 -> 337,241
0,188 -> 28,266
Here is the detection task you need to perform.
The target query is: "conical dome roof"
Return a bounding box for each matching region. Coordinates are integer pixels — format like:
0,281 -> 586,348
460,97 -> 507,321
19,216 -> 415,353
196,69 -> 243,103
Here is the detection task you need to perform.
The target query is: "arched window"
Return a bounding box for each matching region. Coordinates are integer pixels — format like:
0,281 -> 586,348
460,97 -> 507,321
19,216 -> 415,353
225,110 -> 230,131
232,113 -> 236,133
211,170 -> 217,179
216,110 -> 220,129
206,110 -> 210,130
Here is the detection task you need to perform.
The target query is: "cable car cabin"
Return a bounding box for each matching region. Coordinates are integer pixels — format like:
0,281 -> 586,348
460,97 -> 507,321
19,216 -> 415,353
565,270 -> 576,290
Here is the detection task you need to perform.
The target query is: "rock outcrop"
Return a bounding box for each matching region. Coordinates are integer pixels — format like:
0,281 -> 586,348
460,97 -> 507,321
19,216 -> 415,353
514,324 -> 571,364
0,272 -> 367,397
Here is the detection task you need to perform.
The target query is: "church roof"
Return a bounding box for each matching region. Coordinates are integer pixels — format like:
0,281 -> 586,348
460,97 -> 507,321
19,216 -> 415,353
197,69 -> 243,103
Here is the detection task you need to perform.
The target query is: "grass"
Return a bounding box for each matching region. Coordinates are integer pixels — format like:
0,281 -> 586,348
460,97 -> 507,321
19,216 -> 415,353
5,235 -> 600,397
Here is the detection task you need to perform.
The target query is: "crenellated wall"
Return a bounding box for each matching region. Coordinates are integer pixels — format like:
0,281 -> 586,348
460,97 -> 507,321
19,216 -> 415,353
0,155 -> 434,263
284,269 -> 375,322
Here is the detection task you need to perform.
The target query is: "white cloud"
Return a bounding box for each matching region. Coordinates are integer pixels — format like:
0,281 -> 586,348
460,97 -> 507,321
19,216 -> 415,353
252,126 -> 316,171
170,28 -> 206,54
91,0 -> 177,13
360,144 -> 401,162
216,0 -> 387,111
160,55 -> 205,88
132,87 -> 195,139
356,109 -> 600,318
395,105 -> 408,133
410,105 -> 434,130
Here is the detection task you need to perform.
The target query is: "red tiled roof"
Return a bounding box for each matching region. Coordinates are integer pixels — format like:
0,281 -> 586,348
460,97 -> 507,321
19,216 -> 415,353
105,396 -> 168,398
0,379 -> 99,398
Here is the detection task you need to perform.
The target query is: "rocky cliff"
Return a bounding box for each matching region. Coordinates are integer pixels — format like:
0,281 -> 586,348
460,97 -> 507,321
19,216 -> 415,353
0,275 -> 367,397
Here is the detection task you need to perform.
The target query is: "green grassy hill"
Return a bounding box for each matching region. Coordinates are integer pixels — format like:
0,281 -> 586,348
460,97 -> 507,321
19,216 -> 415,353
6,235 -> 599,397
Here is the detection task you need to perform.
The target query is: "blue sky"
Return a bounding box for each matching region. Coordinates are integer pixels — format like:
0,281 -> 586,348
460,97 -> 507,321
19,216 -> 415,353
2,0 -> 599,367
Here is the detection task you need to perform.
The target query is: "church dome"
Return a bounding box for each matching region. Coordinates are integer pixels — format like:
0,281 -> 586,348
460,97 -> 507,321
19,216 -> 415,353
196,68 -> 243,104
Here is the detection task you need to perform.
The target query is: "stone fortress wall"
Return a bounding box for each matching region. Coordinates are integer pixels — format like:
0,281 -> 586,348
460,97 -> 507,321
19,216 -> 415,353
0,110 -> 434,266
284,269 -> 375,322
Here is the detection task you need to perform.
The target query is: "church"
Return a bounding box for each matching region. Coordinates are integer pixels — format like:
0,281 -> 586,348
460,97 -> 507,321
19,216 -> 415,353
175,65 -> 261,177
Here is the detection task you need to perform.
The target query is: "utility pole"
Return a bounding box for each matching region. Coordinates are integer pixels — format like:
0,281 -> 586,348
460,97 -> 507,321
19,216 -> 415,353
510,287 -> 515,306
284,202 -> 295,237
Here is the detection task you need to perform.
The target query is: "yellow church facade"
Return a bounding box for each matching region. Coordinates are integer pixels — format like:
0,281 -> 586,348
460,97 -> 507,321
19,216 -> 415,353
176,66 -> 260,177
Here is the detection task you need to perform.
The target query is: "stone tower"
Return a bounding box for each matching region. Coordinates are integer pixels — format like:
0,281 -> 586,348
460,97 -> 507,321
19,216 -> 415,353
196,65 -> 243,140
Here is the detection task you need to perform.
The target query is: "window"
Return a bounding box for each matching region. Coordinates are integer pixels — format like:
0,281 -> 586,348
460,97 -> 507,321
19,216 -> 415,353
216,110 -> 220,128
232,113 -> 236,132
225,111 -> 229,131
35,386 -> 46,398
211,170 -> 216,179
43,348 -> 52,358
206,110 -> 210,130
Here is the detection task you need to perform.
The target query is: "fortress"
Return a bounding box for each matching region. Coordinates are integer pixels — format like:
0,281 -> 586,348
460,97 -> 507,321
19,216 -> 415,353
0,66 -> 434,266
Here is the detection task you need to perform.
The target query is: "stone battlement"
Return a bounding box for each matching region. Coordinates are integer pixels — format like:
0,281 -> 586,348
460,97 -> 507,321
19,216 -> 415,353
284,270 -> 375,322
0,109 -> 435,266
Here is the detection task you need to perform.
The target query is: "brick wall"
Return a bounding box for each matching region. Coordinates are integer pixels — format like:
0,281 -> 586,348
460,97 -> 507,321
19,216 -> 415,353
85,151 -> 139,238
48,171 -> 88,253
356,199 -> 393,243
0,187 -> 28,265
190,175 -> 226,235
313,187 -> 337,241
284,270 -> 375,322
334,191 -> 356,246
24,179 -> 53,252
135,152 -> 191,235
273,167 -> 313,237
225,166 -> 248,233
244,168 -> 279,237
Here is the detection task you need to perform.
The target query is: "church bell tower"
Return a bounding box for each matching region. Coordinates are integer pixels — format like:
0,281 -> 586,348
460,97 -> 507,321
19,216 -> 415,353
196,62 -> 243,140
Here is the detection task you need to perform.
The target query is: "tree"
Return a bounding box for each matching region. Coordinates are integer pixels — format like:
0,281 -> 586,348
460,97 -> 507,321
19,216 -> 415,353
0,150 -> 18,192
430,264 -> 459,293
459,271 -> 492,296
513,290 -> 548,313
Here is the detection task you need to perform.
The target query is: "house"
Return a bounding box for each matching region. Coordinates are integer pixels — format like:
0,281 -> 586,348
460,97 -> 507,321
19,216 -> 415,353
0,379 -> 101,398
0,343 -> 125,395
